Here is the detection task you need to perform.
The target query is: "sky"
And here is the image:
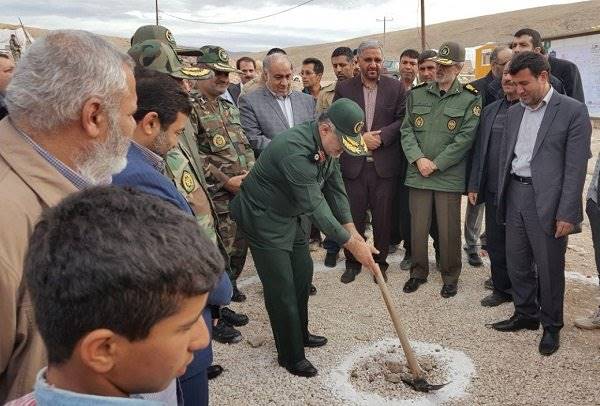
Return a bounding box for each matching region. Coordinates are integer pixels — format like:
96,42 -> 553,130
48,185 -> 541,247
1,0 -> 587,51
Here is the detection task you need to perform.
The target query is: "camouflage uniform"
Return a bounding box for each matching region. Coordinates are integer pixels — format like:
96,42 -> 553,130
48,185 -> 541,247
196,46 -> 256,283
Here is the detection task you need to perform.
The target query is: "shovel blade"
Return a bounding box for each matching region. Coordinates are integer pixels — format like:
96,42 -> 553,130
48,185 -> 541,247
400,377 -> 449,393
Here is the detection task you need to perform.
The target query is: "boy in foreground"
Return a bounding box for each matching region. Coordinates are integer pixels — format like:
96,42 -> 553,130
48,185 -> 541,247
7,186 -> 224,405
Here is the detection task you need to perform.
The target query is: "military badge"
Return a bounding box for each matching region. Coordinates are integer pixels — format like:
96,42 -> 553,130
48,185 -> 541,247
181,67 -> 212,77
181,170 -> 195,193
213,134 -> 227,148
165,29 -> 175,45
440,46 -> 450,56
415,116 -> 424,128
218,48 -> 229,62
447,119 -> 457,131
473,105 -> 481,117
354,121 -> 364,134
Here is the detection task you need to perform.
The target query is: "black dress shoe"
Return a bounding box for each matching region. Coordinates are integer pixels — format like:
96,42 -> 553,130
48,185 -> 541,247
468,252 -> 483,267
221,307 -> 249,327
491,314 -> 540,332
309,284 -> 317,296
207,364 -> 223,380
539,329 -> 560,355
440,284 -> 457,298
304,334 -> 327,347
340,268 -> 360,284
280,358 -> 318,378
231,286 -> 246,302
481,292 -> 512,307
324,252 -> 338,268
212,319 -> 243,344
403,277 -> 427,293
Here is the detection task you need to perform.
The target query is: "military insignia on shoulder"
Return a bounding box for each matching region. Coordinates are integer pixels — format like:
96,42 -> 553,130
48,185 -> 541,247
181,170 -> 195,193
473,105 -> 481,117
415,115 -> 424,128
354,121 -> 364,134
213,134 -> 227,148
447,119 -> 457,131
464,83 -> 478,95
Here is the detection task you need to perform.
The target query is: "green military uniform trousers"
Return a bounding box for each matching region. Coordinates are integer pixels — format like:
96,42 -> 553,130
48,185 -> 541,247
249,218 -> 312,366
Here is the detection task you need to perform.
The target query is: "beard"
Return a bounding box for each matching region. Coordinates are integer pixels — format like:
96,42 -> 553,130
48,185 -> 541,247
149,129 -> 169,157
76,108 -> 130,185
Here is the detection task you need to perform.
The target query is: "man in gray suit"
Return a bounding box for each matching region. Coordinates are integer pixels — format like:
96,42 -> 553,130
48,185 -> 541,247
491,52 -> 591,356
238,53 -> 315,156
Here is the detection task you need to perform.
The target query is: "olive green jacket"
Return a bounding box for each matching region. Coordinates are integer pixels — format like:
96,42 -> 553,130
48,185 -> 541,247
401,79 -> 482,192
230,121 -> 353,250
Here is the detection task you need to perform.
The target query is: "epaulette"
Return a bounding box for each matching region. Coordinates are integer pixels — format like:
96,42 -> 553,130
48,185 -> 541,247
464,83 -> 479,95
412,82 -> 428,89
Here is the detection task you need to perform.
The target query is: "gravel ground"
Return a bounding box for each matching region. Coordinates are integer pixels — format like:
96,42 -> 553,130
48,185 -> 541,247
209,129 -> 600,405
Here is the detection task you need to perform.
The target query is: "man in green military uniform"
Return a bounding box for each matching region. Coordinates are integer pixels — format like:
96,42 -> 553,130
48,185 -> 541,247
400,41 -> 482,298
230,98 -> 380,378
195,45 -> 256,302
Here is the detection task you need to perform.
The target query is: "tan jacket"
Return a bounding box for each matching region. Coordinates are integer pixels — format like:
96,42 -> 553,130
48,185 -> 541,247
316,81 -> 336,114
0,118 -> 77,402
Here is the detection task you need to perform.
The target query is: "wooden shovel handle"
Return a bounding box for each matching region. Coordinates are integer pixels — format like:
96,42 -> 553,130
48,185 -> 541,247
373,264 -> 423,380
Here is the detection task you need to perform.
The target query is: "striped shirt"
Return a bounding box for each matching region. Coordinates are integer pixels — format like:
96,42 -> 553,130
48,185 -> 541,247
4,392 -> 36,406
10,118 -> 93,190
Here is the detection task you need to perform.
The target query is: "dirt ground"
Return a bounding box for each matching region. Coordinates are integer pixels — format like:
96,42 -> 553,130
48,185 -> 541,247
209,128 -> 600,405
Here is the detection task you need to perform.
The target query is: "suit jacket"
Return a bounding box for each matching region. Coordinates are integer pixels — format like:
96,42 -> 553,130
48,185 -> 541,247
549,56 -> 585,103
497,91 -> 592,235
0,118 -> 78,402
228,83 -> 242,106
468,98 -> 507,204
470,71 -> 498,108
333,75 -> 406,179
238,87 -> 315,152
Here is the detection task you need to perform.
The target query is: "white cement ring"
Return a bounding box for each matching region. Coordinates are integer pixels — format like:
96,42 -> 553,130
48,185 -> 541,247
326,339 -> 475,405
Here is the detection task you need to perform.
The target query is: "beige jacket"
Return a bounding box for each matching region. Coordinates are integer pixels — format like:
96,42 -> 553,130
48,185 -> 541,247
0,118 -> 77,402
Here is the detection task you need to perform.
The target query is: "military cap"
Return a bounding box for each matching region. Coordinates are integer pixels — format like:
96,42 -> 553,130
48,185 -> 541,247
196,46 -> 241,73
128,40 -> 213,80
327,98 -> 368,157
433,41 -> 465,65
131,24 -> 204,57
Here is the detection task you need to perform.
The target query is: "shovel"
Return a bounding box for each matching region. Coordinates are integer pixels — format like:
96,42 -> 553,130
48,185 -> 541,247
372,264 -> 447,393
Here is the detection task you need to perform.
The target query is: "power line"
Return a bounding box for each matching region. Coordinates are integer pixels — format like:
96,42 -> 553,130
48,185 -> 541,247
160,0 -> 317,25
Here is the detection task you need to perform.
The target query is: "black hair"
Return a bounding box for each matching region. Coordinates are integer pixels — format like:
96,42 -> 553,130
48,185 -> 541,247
25,186 -> 224,364
513,28 -> 543,50
267,47 -> 286,56
236,56 -> 256,70
400,49 -> 420,60
418,49 -> 437,64
133,68 -> 192,130
302,57 -> 324,75
508,51 -> 550,78
331,47 -> 353,62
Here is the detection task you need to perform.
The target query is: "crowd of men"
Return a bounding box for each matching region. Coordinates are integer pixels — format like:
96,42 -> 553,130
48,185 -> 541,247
0,23 -> 598,406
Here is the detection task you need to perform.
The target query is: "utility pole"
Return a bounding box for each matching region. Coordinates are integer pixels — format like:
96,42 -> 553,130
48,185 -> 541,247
420,0 -> 426,51
155,0 -> 159,25
376,16 -> 393,50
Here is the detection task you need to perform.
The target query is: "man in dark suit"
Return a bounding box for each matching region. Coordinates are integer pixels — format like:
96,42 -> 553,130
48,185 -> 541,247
468,61 -> 519,307
238,53 -> 315,155
491,52 -> 591,355
333,40 -> 406,283
548,53 -> 585,102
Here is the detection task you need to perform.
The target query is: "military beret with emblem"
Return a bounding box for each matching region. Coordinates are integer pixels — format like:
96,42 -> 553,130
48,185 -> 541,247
130,24 -> 205,57
196,45 -> 242,74
326,98 -> 368,157
128,39 -> 213,80
433,41 -> 465,66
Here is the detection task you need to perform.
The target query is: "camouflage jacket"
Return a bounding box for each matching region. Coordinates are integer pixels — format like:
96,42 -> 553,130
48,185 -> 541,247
191,93 -> 255,213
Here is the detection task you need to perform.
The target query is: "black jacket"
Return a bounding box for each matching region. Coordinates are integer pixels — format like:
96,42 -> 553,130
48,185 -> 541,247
549,56 -> 585,103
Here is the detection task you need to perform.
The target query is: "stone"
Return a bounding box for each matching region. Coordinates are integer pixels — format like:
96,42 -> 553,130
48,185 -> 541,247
384,372 -> 402,383
246,336 -> 267,348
